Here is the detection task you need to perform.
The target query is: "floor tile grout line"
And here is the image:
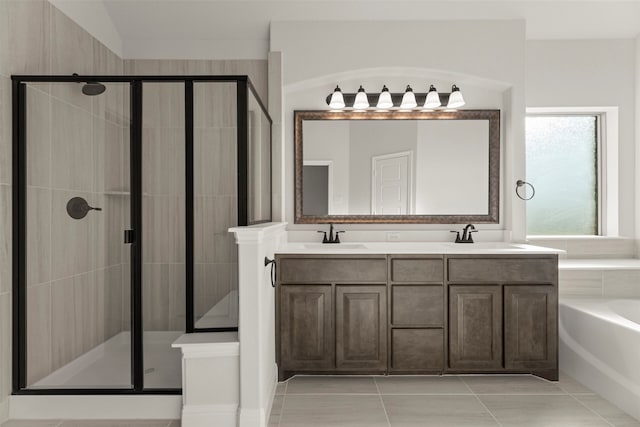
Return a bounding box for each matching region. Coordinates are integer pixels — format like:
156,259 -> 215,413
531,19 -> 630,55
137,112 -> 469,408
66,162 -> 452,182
276,381 -> 288,427
473,394 -> 504,427
277,393 -> 285,427
283,392 -> 385,395
454,392 -> 567,395
373,377 -> 392,427
459,376 -> 475,395
567,392 -> 616,427
349,392 -> 476,395
462,375 -> 504,427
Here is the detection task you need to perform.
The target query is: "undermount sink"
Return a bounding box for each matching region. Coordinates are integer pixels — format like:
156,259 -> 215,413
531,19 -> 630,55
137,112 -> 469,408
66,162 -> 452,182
303,243 -> 368,250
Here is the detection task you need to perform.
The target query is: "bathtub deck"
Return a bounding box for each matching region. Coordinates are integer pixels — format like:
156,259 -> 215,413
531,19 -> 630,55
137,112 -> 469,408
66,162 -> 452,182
560,258 -> 640,270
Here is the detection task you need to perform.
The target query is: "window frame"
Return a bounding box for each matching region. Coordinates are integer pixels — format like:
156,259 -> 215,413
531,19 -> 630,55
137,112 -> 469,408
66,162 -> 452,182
525,107 -> 618,237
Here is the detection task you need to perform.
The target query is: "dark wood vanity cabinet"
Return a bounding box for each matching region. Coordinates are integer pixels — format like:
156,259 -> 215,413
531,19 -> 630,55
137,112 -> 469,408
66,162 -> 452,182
277,255 -> 388,379
389,256 -> 444,373
504,285 -> 557,371
336,286 -> 387,370
279,285 -> 334,371
276,253 -> 558,381
448,285 -> 502,370
446,255 -> 558,379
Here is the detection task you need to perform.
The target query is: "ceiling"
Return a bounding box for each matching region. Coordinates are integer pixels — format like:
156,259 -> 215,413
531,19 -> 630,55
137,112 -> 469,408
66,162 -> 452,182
49,0 -> 640,59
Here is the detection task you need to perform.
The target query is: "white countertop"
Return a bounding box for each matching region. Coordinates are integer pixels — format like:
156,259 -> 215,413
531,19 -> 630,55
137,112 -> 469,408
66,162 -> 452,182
276,242 -> 564,255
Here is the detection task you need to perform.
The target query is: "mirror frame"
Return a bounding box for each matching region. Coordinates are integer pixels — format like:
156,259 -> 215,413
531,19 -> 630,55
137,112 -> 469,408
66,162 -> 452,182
294,109 -> 501,224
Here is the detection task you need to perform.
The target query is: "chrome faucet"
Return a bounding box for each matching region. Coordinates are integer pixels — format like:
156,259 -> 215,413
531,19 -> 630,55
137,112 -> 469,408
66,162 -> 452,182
317,223 -> 345,244
450,224 -> 477,243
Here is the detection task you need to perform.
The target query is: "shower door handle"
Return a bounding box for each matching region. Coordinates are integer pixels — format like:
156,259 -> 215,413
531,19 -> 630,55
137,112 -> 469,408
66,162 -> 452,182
124,229 -> 135,244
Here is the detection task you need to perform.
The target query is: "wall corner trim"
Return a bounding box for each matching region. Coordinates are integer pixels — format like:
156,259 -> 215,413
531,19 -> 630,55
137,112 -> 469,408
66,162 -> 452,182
229,222 -> 288,244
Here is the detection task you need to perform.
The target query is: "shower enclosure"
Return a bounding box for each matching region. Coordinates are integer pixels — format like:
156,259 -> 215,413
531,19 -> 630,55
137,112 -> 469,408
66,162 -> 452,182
11,75 -> 272,393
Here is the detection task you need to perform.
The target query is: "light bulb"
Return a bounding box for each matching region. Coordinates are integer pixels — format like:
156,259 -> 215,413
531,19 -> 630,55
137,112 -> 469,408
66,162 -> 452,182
424,85 -> 441,109
447,84 -> 465,109
328,85 -> 345,109
400,85 -> 417,109
353,85 -> 369,109
376,85 -> 393,109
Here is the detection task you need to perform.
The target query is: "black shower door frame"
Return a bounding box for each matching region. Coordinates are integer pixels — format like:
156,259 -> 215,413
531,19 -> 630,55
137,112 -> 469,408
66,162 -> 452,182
11,75 -> 271,395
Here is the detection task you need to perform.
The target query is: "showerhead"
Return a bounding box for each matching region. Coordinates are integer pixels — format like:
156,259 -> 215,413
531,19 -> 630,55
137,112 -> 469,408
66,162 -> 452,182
82,81 -> 106,96
72,73 -> 106,96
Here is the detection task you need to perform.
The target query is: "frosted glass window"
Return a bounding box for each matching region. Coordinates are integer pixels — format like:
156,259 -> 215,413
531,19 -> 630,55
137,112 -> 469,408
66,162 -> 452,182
526,115 -> 599,235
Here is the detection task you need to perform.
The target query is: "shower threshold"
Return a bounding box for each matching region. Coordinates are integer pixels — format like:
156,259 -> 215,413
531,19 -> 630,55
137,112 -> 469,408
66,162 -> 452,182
31,331 -> 183,390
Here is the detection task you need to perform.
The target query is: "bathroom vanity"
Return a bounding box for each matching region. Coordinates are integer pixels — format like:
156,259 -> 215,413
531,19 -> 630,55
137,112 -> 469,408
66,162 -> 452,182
275,243 -> 559,381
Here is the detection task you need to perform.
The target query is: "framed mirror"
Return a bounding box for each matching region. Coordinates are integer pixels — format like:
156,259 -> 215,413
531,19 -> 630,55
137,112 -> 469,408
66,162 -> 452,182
294,109 -> 500,224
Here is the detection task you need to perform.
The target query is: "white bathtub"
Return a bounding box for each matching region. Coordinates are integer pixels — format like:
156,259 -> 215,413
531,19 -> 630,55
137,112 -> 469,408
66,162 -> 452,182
559,298 -> 640,421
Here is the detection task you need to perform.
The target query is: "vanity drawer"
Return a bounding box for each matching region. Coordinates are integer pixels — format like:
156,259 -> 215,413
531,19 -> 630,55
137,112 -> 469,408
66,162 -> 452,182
391,285 -> 443,326
391,258 -> 443,282
279,257 -> 387,283
391,328 -> 443,371
447,258 -> 556,283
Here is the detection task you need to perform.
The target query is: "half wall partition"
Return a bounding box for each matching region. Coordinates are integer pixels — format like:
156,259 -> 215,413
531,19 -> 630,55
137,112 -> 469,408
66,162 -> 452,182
12,75 -> 272,393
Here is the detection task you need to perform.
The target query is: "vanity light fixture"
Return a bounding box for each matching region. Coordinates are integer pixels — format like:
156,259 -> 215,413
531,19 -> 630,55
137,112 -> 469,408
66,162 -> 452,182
328,85 -> 345,109
447,84 -> 465,108
400,85 -> 417,109
353,85 -> 369,109
326,84 -> 465,110
376,85 -> 394,109
424,85 -> 441,109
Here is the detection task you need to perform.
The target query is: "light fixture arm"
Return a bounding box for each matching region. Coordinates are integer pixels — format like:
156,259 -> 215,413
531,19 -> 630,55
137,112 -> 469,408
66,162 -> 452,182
324,91 -> 454,108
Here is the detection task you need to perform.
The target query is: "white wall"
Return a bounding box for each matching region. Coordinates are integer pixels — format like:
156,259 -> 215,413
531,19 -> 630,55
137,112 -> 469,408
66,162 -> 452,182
349,121 -> 417,214
231,223 -> 287,427
48,0 -> 123,56
272,20 -> 526,241
303,121 -> 351,214
415,120 -> 489,215
526,39 -> 637,238
636,36 -> 640,252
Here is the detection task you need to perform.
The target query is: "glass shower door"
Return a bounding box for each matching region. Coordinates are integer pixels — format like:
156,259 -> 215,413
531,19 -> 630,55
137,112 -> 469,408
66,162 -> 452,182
140,81 -> 185,389
24,81 -> 132,389
192,81 -> 239,330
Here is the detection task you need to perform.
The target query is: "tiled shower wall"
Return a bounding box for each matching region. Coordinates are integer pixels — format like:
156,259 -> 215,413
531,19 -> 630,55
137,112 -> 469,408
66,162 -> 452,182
193,82 -> 238,324
8,1 -> 128,388
0,0 -> 268,417
0,0 -> 128,415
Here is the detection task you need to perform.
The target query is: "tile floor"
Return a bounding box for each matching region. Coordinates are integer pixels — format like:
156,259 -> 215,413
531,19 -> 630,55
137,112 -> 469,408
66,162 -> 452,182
2,373 -> 638,427
269,373 -> 640,427
0,421 -> 179,427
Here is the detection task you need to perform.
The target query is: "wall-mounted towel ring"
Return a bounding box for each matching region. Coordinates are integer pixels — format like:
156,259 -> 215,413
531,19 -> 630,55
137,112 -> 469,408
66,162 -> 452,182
265,257 -> 277,287
516,180 -> 535,201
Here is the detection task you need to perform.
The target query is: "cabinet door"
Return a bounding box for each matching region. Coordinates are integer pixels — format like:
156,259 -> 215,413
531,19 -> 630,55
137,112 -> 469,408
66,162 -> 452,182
280,285 -> 334,371
449,285 -> 502,369
391,329 -> 443,371
504,285 -> 557,370
336,286 -> 387,371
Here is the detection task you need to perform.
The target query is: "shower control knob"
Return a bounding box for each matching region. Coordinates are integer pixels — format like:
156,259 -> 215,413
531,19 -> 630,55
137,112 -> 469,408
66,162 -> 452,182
66,197 -> 102,220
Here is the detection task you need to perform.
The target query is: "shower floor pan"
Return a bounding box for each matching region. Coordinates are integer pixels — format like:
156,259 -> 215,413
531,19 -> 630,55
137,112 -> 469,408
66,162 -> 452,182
32,331 -> 183,389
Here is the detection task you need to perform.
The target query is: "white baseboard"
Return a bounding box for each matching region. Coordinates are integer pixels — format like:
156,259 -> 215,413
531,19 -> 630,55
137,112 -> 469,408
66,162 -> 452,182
10,395 -> 181,419
239,408 -> 266,427
0,398 -> 9,423
265,362 -> 279,421
182,404 -> 237,427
